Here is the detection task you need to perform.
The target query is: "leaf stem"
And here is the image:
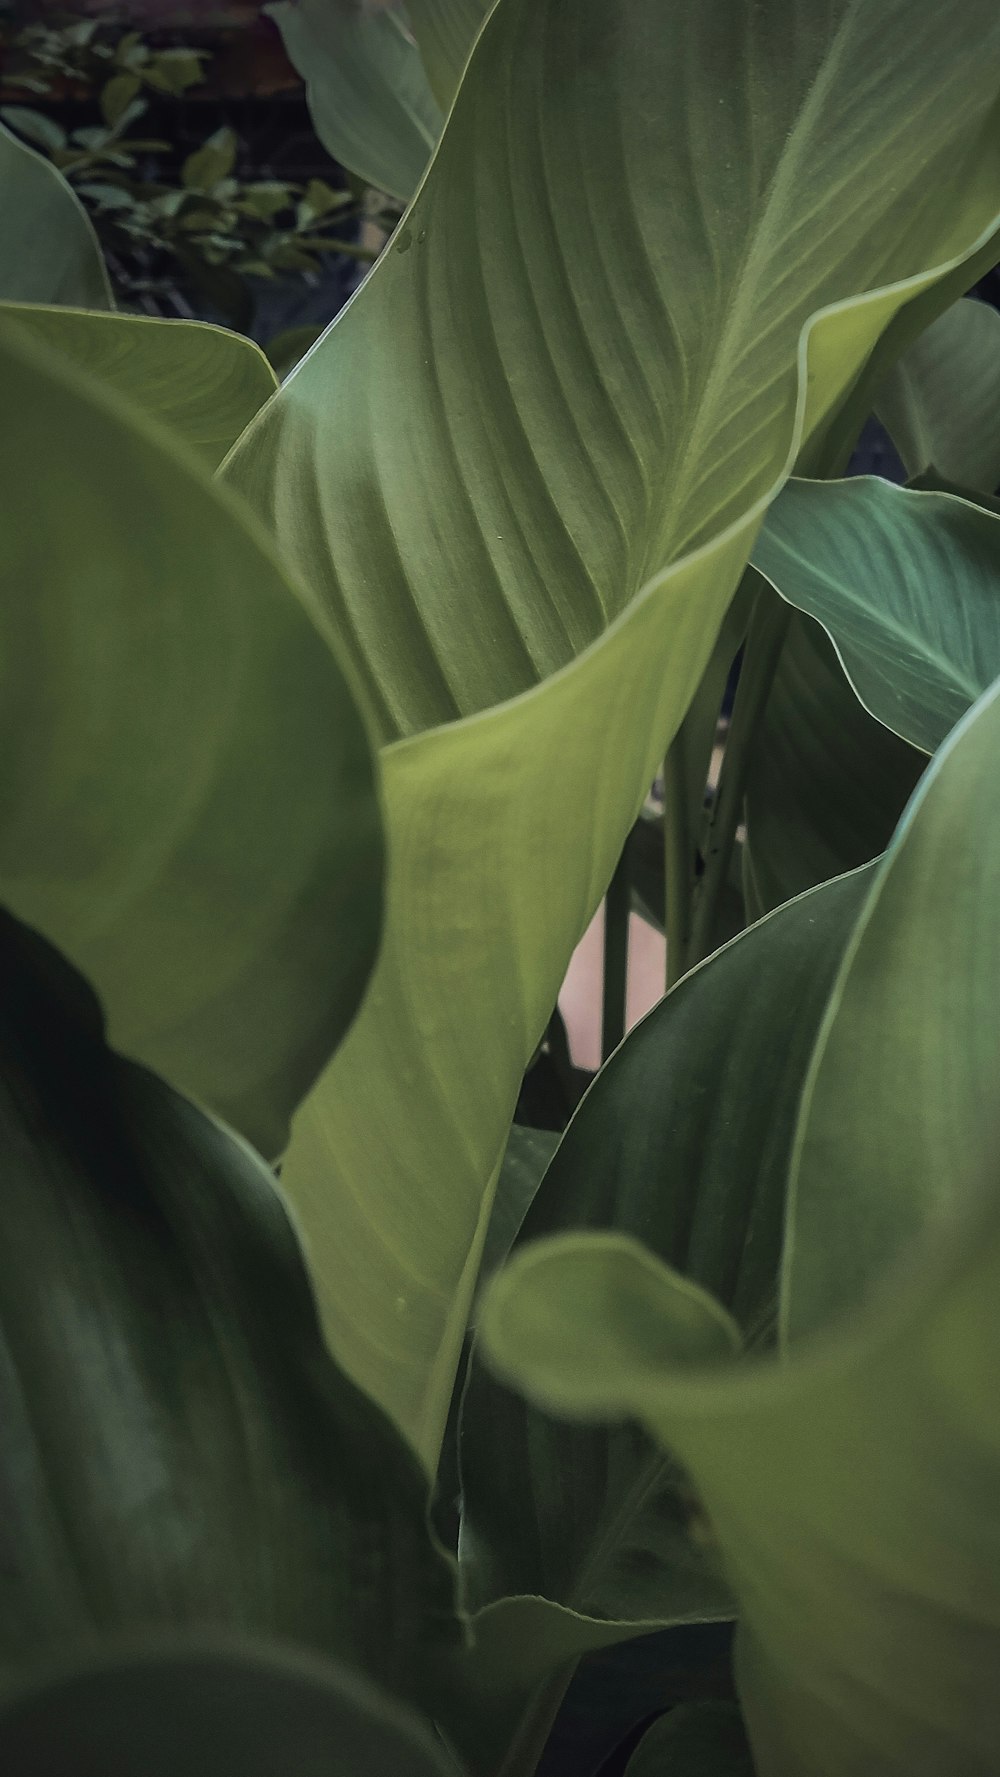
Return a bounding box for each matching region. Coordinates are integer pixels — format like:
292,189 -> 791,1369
688,586 -> 789,970
601,847 -> 631,1062
663,739 -> 693,990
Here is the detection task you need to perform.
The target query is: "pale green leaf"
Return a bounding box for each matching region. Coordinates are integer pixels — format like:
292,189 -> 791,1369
266,0 -> 442,201
875,296 -> 1000,493
754,476 -> 1000,752
0,121 -> 113,309
2,303 -> 277,467
0,319 -> 381,1159
482,676 -> 1000,1777
183,127 -> 238,194
0,1640 -> 459,1777
224,0 -> 1000,1466
744,614 -> 923,916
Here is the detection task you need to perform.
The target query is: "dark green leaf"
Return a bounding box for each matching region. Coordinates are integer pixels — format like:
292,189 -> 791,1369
625,1703 -> 754,1777
0,122 -> 112,309
0,1639 -> 459,1777
0,914 -> 459,1707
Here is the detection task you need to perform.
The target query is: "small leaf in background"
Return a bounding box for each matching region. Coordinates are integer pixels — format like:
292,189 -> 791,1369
99,72 -> 141,128
754,477 -> 1000,753
183,126 -> 239,193
0,105 -> 67,153
143,48 -> 208,95
297,176 -> 351,227
0,1639 -> 460,1777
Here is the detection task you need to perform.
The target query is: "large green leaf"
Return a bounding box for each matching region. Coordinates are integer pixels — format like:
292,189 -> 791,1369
0,1638 -> 459,1777
0,914 -> 459,1707
0,122 -> 113,310
481,674 -> 1000,1777
624,1703 -> 755,1777
1,304 -> 277,468
875,296 -> 1000,493
458,870 -> 869,1732
743,613 -> 923,917
0,319 -> 381,1159
754,476 -> 1000,753
266,0 -> 442,201
224,0 -> 1000,1466
407,0 -> 493,108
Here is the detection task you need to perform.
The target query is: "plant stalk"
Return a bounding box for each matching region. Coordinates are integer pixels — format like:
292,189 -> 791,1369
662,738 -> 693,990
601,848 -> 631,1062
687,587 -> 790,970
493,1662 -> 579,1777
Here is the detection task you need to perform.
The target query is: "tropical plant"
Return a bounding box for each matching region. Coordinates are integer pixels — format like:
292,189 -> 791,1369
3,2 -> 1000,1774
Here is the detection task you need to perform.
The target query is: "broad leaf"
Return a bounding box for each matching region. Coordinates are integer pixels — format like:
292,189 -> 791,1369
482,675 -> 1000,1777
224,0 -> 1000,1466
266,0 -> 442,201
743,614 -> 923,917
0,915 -> 459,1708
754,476 -> 1000,752
407,0 -> 493,108
0,122 -> 113,309
875,296 -> 1000,493
2,303 -> 276,467
458,870 -> 870,1738
624,1703 -> 755,1777
0,1639 -> 458,1777
0,320 -> 381,1159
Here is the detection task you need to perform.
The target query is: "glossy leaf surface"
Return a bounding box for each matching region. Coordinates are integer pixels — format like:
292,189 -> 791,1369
225,0 -> 1000,1465
0,916 -> 458,1705
743,614 -> 923,916
0,1638 -> 458,1777
267,0 -> 442,200
482,676 -> 1000,1777
2,303 -> 276,467
876,296 -> 1000,493
755,476 -> 1000,752
0,321 -> 381,1158
0,122 -> 113,309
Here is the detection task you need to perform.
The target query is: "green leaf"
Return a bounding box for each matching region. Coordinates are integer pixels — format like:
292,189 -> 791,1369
476,1122 -> 560,1302
143,49 -> 208,94
0,122 -> 113,309
183,126 -> 238,194
0,317 -> 381,1160
266,323 -> 326,381
459,870 -> 869,1723
875,297 -> 1000,493
407,0 -> 493,109
266,0 -> 443,202
754,476 -> 1000,753
0,104 -> 67,153
624,1703 -> 755,1777
1,304 -> 277,468
224,0 -> 1000,1467
481,675 -> 1000,1777
744,614 -> 923,916
100,72 -> 142,128
0,914 -> 458,1703
0,1639 -> 460,1777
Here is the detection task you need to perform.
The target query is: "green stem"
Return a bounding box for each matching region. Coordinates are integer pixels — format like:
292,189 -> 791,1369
493,1662 -> 578,1777
601,847 -> 631,1062
687,587 -> 790,970
662,738 -> 693,991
